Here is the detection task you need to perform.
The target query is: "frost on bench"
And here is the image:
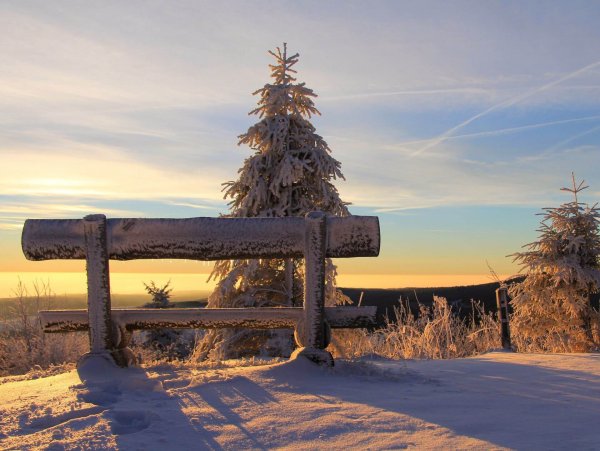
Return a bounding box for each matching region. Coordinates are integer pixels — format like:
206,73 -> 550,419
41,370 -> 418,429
23,215 -> 380,261
22,212 -> 380,368
39,306 -> 378,333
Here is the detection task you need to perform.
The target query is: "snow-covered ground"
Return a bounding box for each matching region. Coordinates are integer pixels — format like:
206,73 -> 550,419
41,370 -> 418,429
1,352 -> 599,450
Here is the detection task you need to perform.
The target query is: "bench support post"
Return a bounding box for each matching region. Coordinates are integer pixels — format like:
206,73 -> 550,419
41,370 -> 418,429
84,214 -> 113,354
292,212 -> 333,366
80,214 -> 127,367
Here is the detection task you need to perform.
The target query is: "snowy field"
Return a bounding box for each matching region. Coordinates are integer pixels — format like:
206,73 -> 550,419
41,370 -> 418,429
1,352 -> 599,450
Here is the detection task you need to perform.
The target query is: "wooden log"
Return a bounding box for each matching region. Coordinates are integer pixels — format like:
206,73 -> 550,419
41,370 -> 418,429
327,216 -> 380,258
120,307 -> 301,330
325,306 -> 377,328
22,215 -> 380,261
39,306 -> 377,332
83,214 -> 114,355
41,310 -> 90,332
301,212 -> 327,350
22,219 -> 84,260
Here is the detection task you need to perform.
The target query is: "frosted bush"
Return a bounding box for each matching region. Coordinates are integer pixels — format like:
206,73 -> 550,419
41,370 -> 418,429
508,175 -> 600,352
0,281 -> 86,377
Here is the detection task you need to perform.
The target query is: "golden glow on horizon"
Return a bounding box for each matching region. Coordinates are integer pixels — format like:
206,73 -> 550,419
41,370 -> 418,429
5,251 -> 520,277
336,273 -> 506,289
0,272 -> 509,298
0,272 -> 215,298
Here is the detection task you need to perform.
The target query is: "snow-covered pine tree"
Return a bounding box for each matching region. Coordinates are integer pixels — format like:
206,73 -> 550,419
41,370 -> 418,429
508,174 -> 600,351
195,44 -> 350,361
143,280 -> 173,309
140,281 -> 191,360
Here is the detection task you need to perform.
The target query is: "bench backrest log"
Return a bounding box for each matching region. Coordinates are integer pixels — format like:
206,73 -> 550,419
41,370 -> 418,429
22,212 -> 380,367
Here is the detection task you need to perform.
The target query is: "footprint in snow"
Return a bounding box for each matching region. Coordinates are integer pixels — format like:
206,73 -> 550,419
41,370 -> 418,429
108,410 -> 156,435
73,382 -> 122,406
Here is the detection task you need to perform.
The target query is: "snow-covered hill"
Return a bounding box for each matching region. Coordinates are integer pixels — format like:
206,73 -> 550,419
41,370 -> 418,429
1,352 -> 599,450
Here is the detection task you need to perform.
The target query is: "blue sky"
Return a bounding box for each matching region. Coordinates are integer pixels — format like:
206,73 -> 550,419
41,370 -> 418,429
1,1 -> 599,286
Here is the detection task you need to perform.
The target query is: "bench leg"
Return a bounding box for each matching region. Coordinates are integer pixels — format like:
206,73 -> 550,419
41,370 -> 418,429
293,211 -> 333,366
79,214 -> 121,367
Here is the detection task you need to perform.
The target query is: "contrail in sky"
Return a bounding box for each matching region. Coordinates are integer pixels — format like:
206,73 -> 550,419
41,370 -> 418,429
392,115 -> 600,148
544,123 -> 600,153
412,60 -> 600,156
320,87 -> 488,102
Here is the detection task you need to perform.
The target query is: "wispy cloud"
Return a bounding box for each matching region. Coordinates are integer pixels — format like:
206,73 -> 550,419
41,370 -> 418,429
1,1 -> 600,278
514,125 -> 600,164
0,223 -> 23,231
0,149 -> 227,202
167,201 -> 221,210
386,115 -> 600,151
320,87 -> 491,102
0,201 -> 145,232
373,206 -> 426,214
413,60 -> 600,156
0,202 -> 142,218
545,124 -> 600,153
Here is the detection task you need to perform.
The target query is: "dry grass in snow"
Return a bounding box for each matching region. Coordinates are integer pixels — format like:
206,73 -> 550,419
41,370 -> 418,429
331,296 -> 501,360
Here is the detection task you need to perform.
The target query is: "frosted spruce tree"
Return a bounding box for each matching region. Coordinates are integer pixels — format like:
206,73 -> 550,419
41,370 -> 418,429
195,44 -> 350,360
509,175 -> 600,351
143,280 -> 173,308
141,281 -> 191,359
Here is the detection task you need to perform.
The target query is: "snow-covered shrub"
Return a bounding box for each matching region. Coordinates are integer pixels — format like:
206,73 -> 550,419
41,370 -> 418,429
508,175 -> 600,352
196,44 -> 351,361
142,280 -> 173,308
329,297 -> 500,360
0,280 -> 86,376
137,281 -> 192,361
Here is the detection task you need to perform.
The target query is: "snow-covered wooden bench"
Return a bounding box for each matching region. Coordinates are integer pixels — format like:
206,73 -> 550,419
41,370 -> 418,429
22,212 -> 380,367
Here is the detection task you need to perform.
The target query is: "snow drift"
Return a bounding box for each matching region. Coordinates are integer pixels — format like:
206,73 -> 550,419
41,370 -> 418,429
1,352 -> 599,450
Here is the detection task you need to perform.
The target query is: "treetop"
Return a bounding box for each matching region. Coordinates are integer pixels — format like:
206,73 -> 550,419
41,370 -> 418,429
560,172 -> 589,206
268,43 -> 299,86
248,43 -> 320,119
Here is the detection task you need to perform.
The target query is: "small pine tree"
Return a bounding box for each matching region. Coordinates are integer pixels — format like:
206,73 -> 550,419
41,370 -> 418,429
196,44 -> 350,361
143,280 -> 173,308
140,280 -> 190,359
508,174 -> 600,351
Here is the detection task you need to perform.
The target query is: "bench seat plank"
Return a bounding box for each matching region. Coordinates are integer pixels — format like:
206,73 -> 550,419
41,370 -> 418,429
40,306 -> 377,332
